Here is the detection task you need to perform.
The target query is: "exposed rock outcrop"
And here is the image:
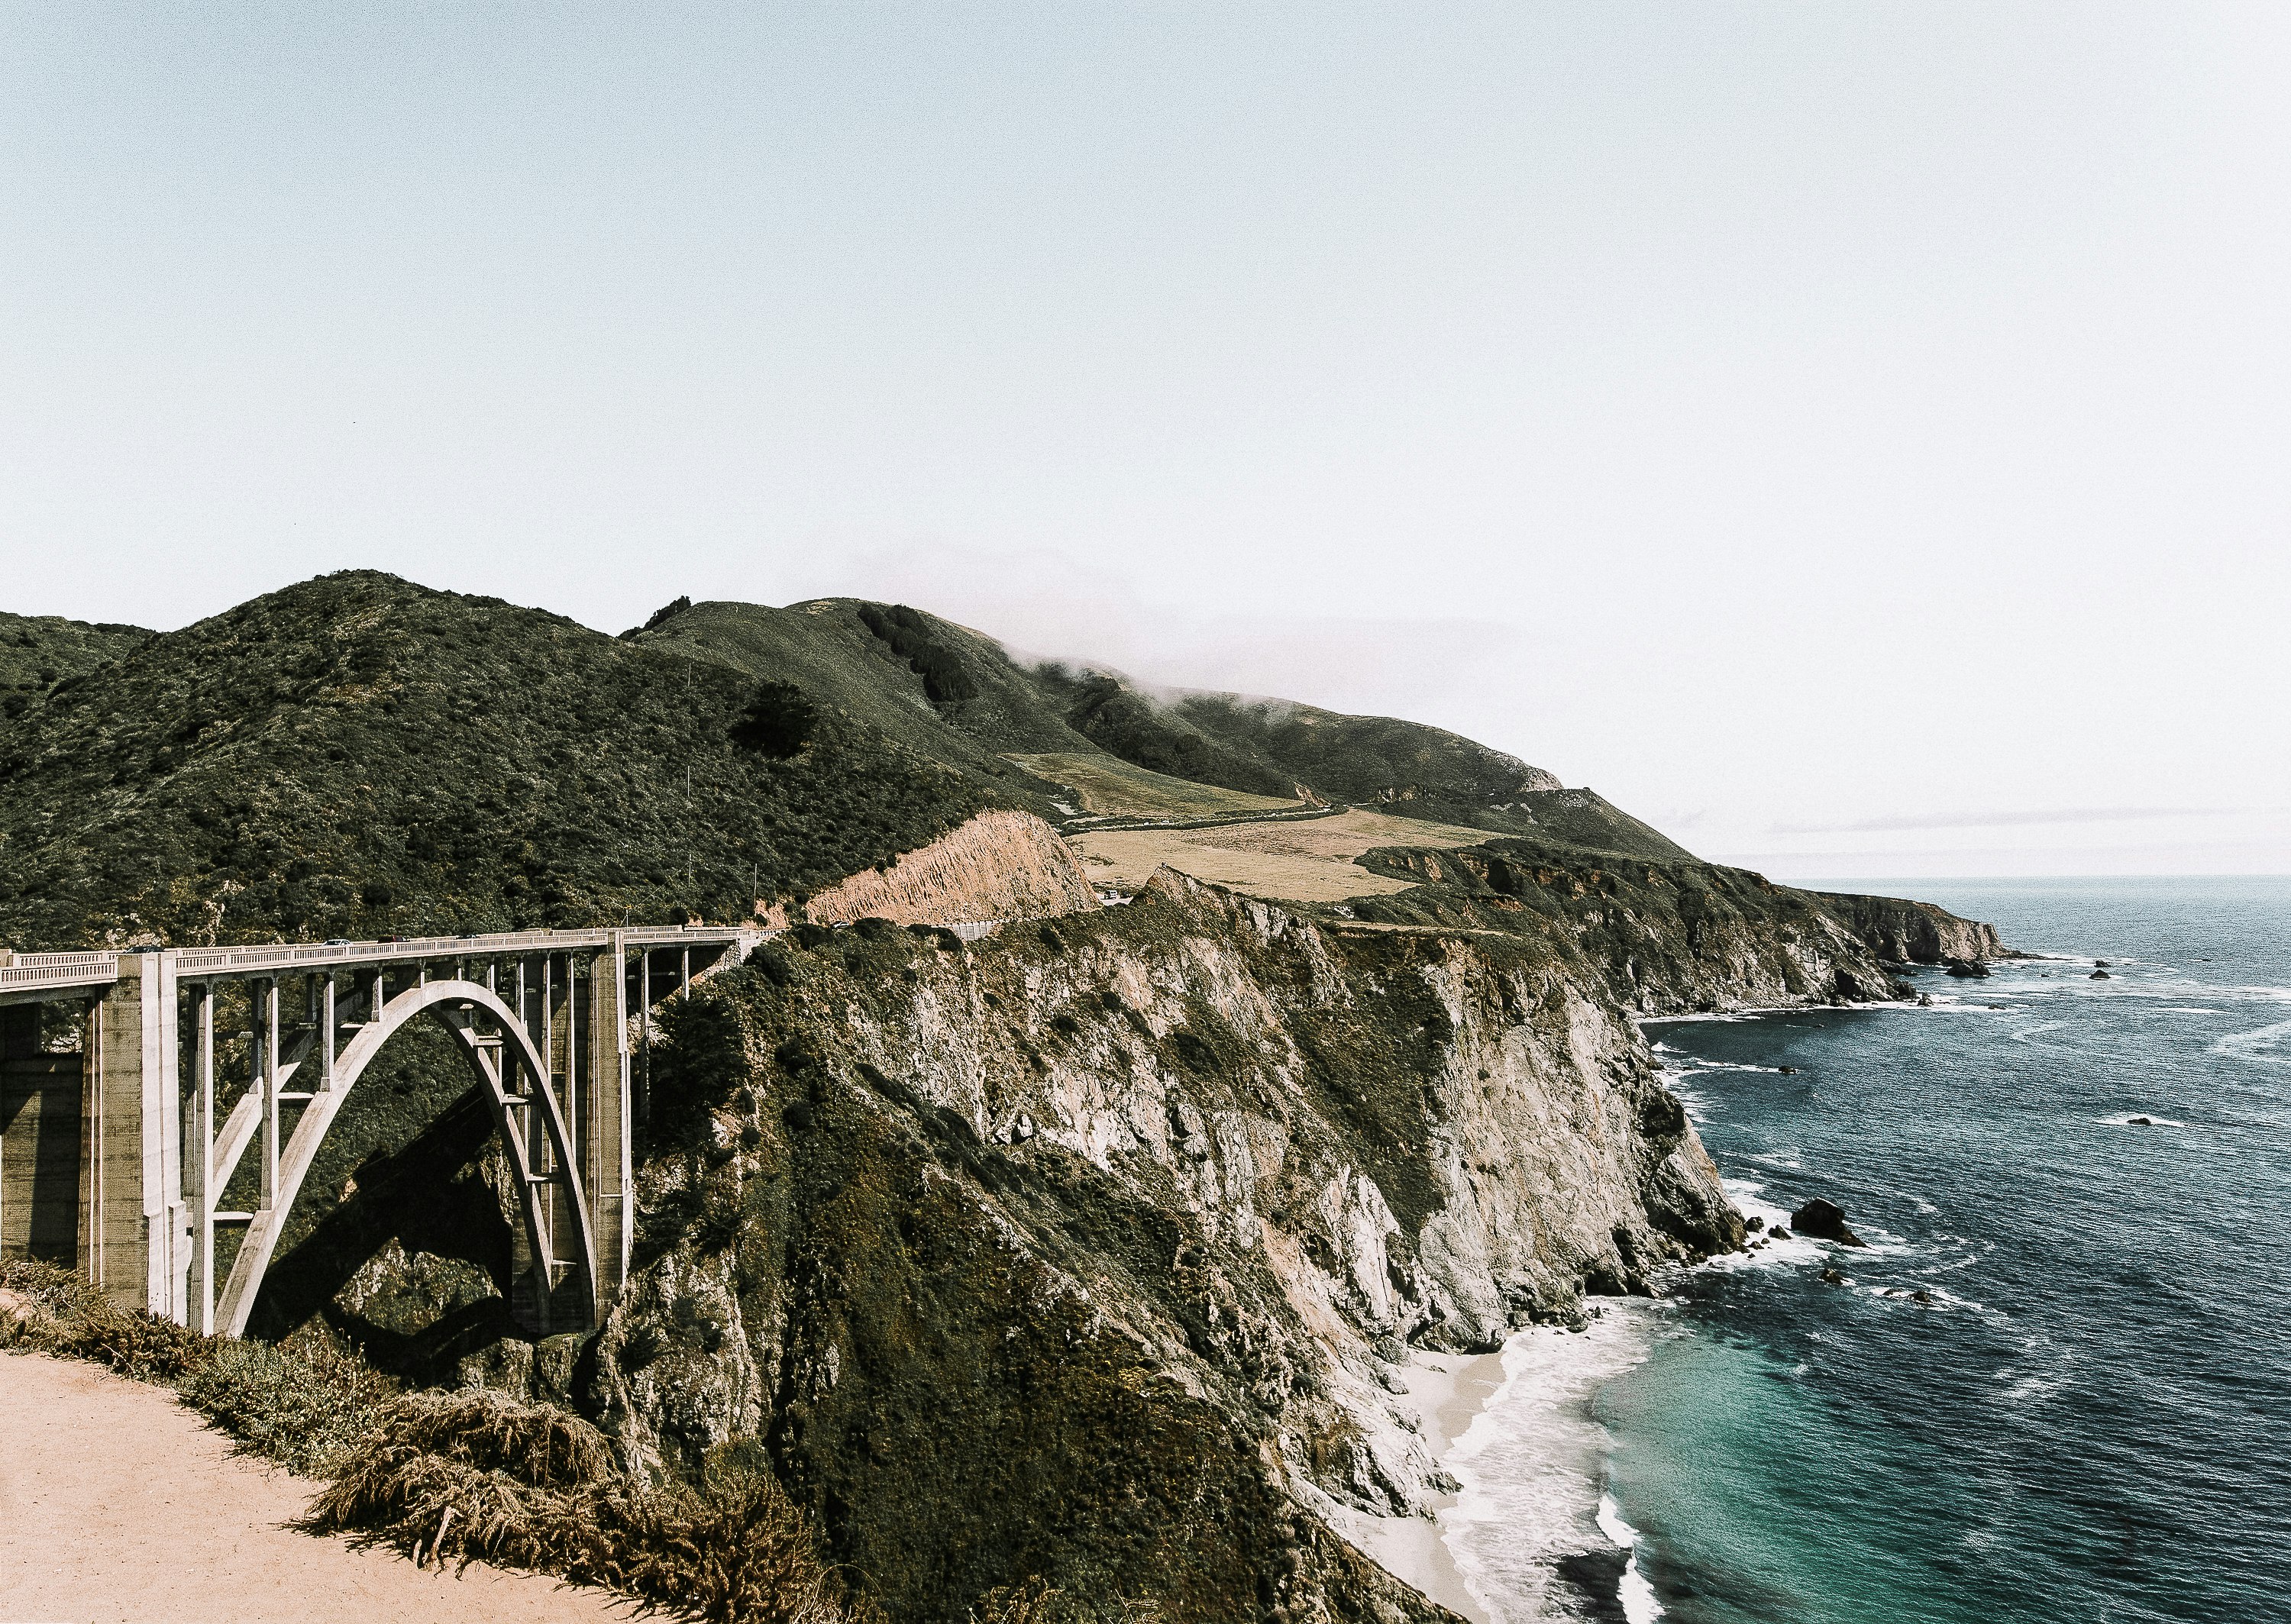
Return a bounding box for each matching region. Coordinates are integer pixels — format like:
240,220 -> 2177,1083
1814,891 -> 2009,965
1791,1198 -> 1865,1247
774,809 -> 1098,928
1350,844 -> 1915,1012
595,868 -> 1740,1622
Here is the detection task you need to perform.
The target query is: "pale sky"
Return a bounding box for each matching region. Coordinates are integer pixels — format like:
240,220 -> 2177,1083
4,5 -> 2286,877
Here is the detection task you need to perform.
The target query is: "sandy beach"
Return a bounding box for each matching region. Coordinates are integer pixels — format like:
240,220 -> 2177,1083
1325,1346 -> 1509,1622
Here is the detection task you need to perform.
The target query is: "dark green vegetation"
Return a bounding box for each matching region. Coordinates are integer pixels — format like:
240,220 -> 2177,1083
0,573 -> 988,948
0,609 -> 149,722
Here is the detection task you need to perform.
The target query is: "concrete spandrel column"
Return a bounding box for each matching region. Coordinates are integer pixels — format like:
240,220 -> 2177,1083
585,936 -> 630,1321
82,952 -> 184,1318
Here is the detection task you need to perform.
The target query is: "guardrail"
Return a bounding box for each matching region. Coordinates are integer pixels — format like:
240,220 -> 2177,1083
0,925 -> 764,999
175,924 -> 756,977
0,957 -> 119,994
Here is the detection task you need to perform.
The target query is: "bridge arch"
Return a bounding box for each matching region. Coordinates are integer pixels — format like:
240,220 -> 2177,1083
212,979 -> 597,1339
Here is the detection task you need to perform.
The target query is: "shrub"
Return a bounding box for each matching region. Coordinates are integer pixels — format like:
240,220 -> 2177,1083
733,681 -> 819,759
177,1334 -> 399,1475
305,1391 -> 883,1623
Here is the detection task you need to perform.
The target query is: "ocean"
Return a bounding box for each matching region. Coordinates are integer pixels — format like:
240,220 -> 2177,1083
1439,876 -> 2291,1624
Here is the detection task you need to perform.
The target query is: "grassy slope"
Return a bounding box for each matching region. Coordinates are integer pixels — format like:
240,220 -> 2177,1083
625,597 -> 1086,818
0,573 -> 990,949
0,609 -> 150,722
640,598 -> 1688,854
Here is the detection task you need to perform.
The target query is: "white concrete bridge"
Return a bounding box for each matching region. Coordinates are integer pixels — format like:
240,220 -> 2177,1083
0,925 -> 761,1338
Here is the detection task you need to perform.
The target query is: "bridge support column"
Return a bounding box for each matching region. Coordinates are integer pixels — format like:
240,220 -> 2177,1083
82,952 -> 186,1320
585,936 -> 631,1322
2,1004 -> 82,1267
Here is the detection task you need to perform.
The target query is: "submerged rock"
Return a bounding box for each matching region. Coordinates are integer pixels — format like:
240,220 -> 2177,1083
1791,1198 -> 1866,1247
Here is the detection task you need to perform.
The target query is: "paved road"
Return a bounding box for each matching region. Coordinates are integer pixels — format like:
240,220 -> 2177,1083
0,1351 -> 635,1624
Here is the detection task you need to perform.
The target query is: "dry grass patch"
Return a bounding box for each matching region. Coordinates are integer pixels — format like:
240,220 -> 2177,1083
1068,807 -> 1491,902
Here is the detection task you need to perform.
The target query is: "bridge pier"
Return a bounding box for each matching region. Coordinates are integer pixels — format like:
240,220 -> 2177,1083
1,1004 -> 82,1267
586,937 -> 632,1315
83,953 -> 186,1319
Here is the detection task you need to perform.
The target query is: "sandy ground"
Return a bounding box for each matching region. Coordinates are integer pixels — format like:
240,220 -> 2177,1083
1317,1348 -> 1508,1623
1068,808 -> 1491,903
0,1351 -> 636,1624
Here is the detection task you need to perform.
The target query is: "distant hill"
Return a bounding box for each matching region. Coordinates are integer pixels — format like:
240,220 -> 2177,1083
628,596 -> 1680,853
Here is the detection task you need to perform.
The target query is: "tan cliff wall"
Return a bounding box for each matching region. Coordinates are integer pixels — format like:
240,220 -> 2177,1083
768,809 -> 1098,928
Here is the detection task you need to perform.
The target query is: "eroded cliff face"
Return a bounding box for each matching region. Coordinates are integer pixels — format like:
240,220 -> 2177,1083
583,870 -> 1739,1623
770,809 -> 1099,928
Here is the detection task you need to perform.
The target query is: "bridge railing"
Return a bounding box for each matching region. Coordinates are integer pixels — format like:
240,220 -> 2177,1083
173,924 -> 755,979
0,926 -> 761,999
0,955 -> 119,993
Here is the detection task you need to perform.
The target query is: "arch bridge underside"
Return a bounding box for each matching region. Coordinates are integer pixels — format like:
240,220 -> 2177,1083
0,925 -> 758,1335
207,978 -> 595,1339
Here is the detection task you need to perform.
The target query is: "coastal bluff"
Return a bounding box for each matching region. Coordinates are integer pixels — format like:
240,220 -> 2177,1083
1813,890 -> 2011,964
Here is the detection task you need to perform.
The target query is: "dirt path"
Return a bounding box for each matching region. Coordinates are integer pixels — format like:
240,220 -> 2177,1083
0,1351 -> 637,1624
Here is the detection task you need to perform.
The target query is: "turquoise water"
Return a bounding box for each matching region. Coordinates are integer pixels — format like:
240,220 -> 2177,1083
1595,877 -> 2291,1623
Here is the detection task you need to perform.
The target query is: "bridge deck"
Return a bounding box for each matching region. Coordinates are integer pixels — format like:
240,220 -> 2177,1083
0,924 -> 761,1004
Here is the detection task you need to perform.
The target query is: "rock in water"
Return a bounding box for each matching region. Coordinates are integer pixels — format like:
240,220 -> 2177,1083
1945,958 -> 1991,978
2127,1115 -> 2154,1126
1792,1197 -> 1867,1247
2091,969 -> 2112,980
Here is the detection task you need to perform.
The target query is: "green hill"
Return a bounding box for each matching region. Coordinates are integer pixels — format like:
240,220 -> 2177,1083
629,596 -> 1677,852
0,574 -> 989,949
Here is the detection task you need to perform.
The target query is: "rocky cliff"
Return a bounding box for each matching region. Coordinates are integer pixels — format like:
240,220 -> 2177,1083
1811,889 -> 2011,964
561,869 -> 1738,1623
777,809 -> 1100,928
1348,840 -> 1915,1012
